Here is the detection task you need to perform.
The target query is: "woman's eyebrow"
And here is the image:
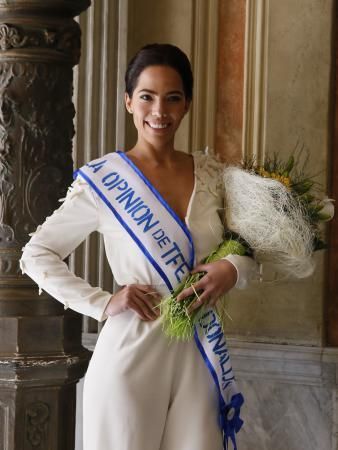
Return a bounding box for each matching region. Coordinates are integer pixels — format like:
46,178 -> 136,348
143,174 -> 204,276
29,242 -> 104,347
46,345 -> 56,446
136,88 -> 184,95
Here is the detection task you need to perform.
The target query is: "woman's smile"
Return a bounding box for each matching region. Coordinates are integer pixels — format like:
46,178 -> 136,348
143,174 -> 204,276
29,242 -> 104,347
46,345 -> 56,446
147,122 -> 169,129
145,120 -> 171,130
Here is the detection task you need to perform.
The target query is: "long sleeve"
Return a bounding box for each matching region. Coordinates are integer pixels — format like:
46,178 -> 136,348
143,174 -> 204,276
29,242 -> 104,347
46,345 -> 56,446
20,178 -> 112,322
223,254 -> 259,289
190,150 -> 259,290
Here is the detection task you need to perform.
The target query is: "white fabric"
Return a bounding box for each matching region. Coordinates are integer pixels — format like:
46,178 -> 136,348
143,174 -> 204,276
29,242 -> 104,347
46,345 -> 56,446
77,151 -> 194,288
20,151 -> 257,450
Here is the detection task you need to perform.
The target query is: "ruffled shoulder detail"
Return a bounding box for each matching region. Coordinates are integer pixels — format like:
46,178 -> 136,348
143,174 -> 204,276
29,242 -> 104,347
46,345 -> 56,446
193,148 -> 224,198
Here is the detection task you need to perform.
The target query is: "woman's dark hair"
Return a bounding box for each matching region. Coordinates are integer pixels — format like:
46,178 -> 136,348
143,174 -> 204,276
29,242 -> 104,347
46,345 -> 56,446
125,43 -> 193,100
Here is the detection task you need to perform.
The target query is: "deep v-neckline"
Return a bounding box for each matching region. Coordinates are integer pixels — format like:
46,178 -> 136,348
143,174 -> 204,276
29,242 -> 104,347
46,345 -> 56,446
116,151 -> 197,227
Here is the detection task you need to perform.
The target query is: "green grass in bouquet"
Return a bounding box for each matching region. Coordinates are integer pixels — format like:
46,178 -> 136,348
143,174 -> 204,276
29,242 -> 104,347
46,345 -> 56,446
159,238 -> 247,341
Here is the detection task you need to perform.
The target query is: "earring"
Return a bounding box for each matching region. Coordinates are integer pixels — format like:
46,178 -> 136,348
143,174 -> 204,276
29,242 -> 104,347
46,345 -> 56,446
128,108 -> 133,114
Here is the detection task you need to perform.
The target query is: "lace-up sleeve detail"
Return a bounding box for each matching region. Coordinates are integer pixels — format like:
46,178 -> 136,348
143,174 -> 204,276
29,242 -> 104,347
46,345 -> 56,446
20,178 -> 112,321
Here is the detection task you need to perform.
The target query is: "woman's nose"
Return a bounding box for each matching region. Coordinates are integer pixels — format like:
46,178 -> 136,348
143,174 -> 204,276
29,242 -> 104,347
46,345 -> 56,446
151,111 -> 168,118
151,100 -> 168,118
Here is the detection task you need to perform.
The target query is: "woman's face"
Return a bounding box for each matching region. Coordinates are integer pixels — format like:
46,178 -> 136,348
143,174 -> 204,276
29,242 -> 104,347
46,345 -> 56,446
125,65 -> 190,148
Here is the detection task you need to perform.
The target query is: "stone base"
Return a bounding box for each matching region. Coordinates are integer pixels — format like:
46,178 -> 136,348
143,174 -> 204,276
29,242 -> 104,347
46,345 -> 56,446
0,350 -> 91,450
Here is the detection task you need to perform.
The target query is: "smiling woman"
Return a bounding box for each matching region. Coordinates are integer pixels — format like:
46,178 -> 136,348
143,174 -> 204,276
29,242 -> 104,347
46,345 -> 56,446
20,43 -> 257,450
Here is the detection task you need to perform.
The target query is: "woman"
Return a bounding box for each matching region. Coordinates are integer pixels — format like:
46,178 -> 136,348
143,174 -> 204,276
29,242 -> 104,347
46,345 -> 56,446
21,44 -> 256,450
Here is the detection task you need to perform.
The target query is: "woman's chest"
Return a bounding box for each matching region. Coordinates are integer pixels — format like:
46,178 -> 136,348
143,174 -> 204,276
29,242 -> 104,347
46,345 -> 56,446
98,180 -> 224,262
138,166 -> 195,222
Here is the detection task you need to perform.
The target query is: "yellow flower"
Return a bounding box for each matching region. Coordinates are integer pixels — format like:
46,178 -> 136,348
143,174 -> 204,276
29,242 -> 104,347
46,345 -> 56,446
259,168 -> 270,178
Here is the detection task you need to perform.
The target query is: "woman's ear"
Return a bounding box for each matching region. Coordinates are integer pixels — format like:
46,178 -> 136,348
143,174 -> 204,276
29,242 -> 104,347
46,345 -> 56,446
184,100 -> 191,114
125,93 -> 133,114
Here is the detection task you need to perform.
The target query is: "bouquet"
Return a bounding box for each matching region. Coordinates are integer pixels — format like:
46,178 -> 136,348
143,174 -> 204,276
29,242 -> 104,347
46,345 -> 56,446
160,154 -> 334,340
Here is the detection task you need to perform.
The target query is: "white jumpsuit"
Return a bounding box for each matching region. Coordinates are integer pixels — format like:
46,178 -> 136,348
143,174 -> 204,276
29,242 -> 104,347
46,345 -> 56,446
20,151 -> 256,450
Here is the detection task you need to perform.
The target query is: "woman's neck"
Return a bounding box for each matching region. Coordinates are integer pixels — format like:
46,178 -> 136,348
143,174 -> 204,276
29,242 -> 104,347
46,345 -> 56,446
127,140 -> 178,167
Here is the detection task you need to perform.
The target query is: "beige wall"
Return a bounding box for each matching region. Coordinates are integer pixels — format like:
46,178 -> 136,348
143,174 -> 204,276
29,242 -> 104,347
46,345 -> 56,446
73,0 -> 218,336
224,0 -> 334,346
125,0 -> 219,153
75,3 -> 337,448
74,0 -> 334,346
125,0 -> 334,346
126,0 -> 194,151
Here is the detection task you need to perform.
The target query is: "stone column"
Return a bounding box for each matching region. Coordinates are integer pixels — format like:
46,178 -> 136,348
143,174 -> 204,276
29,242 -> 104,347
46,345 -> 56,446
0,1 -> 91,449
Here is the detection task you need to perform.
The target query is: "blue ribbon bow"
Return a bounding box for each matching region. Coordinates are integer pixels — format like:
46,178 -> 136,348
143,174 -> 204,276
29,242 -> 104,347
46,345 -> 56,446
219,393 -> 244,450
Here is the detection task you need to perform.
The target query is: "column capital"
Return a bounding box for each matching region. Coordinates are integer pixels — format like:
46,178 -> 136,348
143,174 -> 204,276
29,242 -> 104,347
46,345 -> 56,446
0,0 -> 91,17
0,1 -> 91,65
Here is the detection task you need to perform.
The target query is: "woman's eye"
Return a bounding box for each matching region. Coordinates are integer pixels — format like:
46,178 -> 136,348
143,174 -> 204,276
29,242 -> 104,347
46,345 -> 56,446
140,94 -> 152,101
167,95 -> 182,102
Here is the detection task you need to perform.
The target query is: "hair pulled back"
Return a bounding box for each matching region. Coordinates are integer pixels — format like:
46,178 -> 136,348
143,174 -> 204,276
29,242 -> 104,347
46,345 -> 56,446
125,43 -> 193,101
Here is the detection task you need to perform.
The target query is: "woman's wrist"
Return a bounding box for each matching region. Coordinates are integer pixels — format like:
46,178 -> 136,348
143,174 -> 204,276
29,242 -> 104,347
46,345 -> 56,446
217,259 -> 238,290
104,294 -> 115,315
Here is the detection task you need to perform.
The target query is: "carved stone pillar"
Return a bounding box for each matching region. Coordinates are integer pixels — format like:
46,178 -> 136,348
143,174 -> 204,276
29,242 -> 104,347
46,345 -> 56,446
0,1 -> 91,449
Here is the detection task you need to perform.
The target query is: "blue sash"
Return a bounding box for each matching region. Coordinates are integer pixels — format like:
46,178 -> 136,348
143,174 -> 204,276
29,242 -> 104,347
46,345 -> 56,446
75,151 -> 244,449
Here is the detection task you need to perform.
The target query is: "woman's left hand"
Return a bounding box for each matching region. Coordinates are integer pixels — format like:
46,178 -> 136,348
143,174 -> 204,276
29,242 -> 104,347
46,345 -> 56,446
176,259 -> 237,313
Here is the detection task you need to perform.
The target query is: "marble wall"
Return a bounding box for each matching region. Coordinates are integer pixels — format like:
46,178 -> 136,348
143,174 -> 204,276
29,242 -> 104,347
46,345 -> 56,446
220,0 -> 334,346
75,337 -> 338,450
233,341 -> 337,450
216,0 -> 246,162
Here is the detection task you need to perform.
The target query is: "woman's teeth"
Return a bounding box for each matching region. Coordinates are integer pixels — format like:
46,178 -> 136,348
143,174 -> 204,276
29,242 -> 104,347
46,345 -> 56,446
147,122 -> 169,129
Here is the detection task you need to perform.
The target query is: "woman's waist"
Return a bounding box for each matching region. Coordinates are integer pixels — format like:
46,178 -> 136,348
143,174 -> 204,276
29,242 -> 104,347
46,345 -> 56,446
113,277 -> 170,297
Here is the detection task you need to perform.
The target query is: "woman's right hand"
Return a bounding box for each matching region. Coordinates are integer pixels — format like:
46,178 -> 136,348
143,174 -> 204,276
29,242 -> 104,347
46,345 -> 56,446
104,284 -> 161,321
